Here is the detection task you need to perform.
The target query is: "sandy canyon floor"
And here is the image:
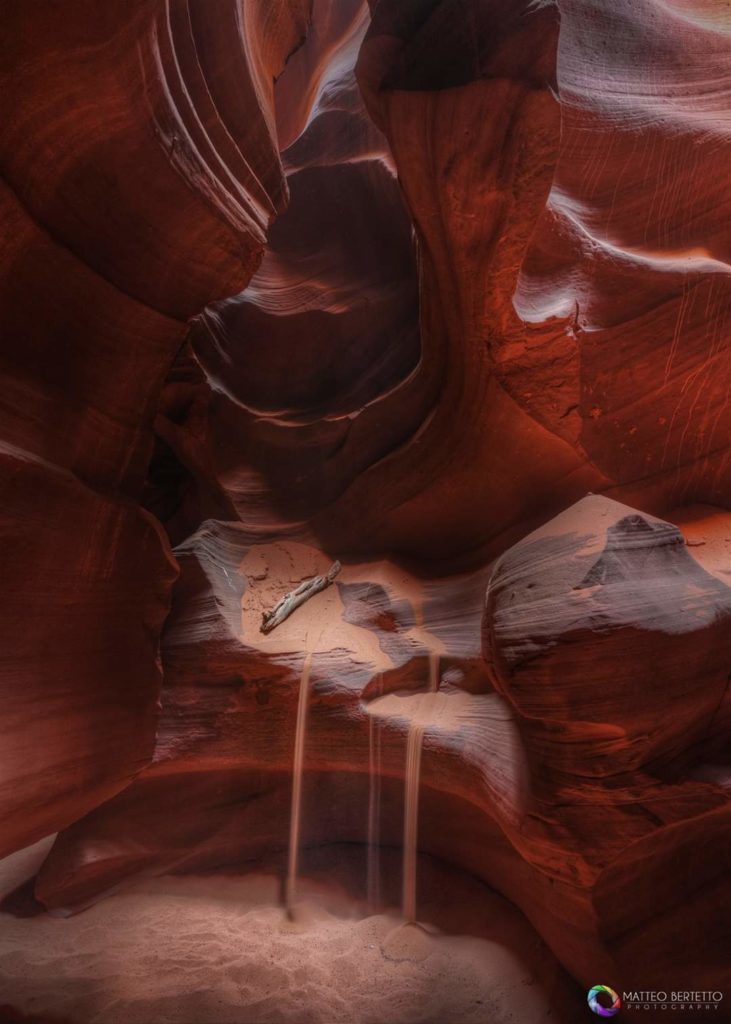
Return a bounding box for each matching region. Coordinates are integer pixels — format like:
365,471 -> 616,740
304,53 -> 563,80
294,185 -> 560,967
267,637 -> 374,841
0,841 -> 584,1024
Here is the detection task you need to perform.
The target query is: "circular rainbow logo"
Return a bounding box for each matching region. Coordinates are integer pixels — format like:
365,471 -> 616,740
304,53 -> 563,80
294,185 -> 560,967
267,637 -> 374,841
587,985 -> 621,1017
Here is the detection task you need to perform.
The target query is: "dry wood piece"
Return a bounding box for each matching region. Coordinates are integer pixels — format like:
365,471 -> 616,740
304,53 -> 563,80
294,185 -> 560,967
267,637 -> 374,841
260,561 -> 342,634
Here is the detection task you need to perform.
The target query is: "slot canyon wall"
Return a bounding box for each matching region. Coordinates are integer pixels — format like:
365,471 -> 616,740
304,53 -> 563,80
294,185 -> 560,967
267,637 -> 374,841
1,0 -> 730,1006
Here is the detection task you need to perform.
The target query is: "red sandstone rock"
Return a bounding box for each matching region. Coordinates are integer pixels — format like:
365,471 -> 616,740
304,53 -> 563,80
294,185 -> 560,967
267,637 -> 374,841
484,495 -> 731,992
485,494 -> 731,778
152,0 -> 731,567
0,442 -> 177,858
0,0 -> 312,856
0,0 -> 308,493
151,0 -> 430,545
35,498 -> 731,998
517,0 -> 731,515
299,0 -> 730,562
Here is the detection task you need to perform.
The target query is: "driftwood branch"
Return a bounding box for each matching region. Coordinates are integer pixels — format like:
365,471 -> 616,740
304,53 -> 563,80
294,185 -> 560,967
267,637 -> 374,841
260,561 -> 341,634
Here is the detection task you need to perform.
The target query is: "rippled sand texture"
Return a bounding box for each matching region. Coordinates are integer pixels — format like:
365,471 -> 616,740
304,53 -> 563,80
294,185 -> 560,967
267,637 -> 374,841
0,866 -> 582,1024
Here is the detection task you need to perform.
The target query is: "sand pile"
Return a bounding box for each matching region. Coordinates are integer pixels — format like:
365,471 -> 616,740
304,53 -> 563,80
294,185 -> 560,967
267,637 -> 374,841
0,847 -> 582,1024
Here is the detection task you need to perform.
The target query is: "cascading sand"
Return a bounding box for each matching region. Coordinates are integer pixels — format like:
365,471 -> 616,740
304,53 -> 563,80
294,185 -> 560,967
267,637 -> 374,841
285,651 -> 312,915
367,709 -> 383,911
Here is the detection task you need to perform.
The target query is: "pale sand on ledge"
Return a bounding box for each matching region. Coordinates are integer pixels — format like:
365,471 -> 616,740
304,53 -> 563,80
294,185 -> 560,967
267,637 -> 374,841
0,847 -> 583,1024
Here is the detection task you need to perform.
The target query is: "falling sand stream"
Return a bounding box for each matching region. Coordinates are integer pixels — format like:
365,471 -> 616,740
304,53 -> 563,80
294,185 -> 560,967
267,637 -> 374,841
368,652 -> 442,922
367,705 -> 382,911
402,722 -> 424,922
403,652 -> 440,921
288,640 -> 513,930
285,651 -> 312,916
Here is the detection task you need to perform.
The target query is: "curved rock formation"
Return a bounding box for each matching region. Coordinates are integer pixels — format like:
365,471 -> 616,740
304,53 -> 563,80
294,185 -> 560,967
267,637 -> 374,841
0,0 -> 311,853
193,160 -> 419,422
485,495 -> 731,991
34,497 -> 731,998
0,442 -> 177,857
151,0 -> 430,545
518,0 -> 731,515
148,0 -> 731,567
1,0 -> 307,491
339,0 -> 595,561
